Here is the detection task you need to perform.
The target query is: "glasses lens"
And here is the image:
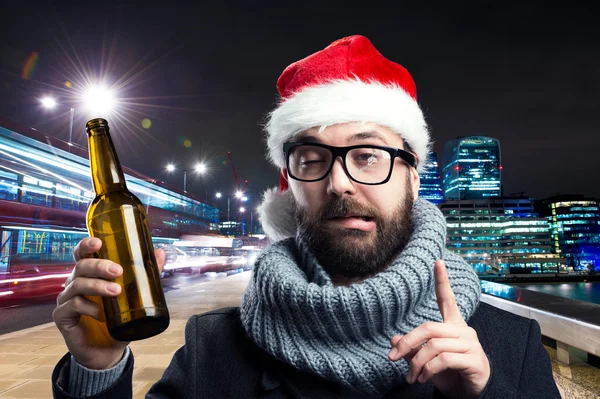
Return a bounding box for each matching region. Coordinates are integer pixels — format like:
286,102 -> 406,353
346,147 -> 392,184
288,145 -> 333,181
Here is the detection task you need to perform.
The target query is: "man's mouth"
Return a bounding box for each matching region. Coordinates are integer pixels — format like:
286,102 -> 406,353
328,215 -> 373,221
326,215 -> 376,231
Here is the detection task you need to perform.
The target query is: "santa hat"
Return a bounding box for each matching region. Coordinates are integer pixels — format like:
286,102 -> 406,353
258,35 -> 430,242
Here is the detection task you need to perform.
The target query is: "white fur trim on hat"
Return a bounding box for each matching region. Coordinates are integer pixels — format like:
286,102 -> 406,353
266,79 -> 431,173
258,187 -> 296,242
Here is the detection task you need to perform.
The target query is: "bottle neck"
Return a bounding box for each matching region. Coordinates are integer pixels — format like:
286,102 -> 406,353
87,128 -> 127,195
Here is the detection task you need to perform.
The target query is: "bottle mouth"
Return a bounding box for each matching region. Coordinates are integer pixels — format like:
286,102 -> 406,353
86,118 -> 109,133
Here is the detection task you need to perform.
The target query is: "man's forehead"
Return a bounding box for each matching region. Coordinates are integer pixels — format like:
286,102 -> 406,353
293,123 -> 405,147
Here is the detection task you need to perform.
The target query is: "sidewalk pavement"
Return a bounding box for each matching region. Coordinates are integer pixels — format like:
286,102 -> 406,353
0,271 -> 251,399
0,270 -> 598,398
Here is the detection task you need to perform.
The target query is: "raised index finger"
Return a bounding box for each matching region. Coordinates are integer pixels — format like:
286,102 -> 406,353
73,237 -> 102,262
434,260 -> 465,325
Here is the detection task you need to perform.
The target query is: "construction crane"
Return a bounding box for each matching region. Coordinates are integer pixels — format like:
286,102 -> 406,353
227,152 -> 240,189
227,152 -> 249,192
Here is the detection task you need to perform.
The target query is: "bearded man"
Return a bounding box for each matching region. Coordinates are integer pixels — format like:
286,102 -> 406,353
52,35 -> 560,399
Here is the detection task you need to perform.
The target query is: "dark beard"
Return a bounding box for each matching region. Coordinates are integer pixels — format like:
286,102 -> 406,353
295,176 -> 415,280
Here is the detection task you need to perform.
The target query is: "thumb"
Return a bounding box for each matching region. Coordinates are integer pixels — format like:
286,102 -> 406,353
155,248 -> 166,273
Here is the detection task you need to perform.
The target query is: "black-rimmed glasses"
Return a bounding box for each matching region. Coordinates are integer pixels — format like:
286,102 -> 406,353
283,142 -> 417,185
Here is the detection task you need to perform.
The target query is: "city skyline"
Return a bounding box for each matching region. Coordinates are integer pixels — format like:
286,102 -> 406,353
1,2 -> 599,201
1,119 -> 597,265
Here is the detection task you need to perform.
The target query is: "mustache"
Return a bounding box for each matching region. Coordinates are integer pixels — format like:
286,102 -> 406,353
318,197 -> 379,220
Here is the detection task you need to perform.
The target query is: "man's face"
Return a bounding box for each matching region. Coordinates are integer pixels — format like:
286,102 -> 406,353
287,122 -> 420,281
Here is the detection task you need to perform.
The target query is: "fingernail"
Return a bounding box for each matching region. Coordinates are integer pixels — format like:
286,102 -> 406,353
107,283 -> 121,293
90,238 -> 101,246
388,347 -> 398,359
109,264 -> 122,275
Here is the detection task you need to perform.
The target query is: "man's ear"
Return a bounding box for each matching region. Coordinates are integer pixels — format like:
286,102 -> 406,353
410,167 -> 420,202
280,168 -> 289,192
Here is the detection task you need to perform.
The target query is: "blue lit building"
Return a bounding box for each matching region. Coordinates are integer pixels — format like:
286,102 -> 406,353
442,136 -> 502,200
535,195 -> 600,271
418,151 -> 443,205
0,119 -> 220,240
440,197 -> 566,275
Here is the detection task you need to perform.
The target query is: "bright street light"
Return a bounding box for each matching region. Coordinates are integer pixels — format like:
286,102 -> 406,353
166,162 -> 209,193
40,97 -> 57,109
83,85 -> 115,115
39,84 -> 118,147
39,97 -> 75,147
214,192 -> 248,236
195,163 -> 206,174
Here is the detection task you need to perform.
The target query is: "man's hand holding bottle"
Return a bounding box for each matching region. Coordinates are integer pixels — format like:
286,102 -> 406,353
52,237 -> 165,370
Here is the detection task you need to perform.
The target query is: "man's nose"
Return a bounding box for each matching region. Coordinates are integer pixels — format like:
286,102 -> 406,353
327,157 -> 356,196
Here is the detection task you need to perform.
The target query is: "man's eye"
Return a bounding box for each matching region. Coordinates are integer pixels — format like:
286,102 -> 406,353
355,153 -> 378,162
301,159 -> 325,166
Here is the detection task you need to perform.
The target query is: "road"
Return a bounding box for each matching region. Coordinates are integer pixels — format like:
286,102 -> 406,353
0,270 -> 236,336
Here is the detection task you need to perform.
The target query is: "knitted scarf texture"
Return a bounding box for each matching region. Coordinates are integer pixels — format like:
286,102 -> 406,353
240,198 -> 481,397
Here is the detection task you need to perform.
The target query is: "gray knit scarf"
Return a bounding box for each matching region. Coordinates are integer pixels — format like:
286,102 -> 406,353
240,198 -> 481,397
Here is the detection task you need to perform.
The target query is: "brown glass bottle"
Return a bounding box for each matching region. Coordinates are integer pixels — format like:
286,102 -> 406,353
86,118 -> 169,341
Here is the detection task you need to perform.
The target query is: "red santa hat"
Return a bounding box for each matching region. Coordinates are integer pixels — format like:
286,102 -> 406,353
258,35 -> 430,242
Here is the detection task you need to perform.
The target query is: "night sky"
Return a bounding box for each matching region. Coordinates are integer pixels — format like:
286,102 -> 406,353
2,1 -> 599,212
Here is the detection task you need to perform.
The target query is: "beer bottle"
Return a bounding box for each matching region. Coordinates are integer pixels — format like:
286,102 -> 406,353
86,118 -> 169,341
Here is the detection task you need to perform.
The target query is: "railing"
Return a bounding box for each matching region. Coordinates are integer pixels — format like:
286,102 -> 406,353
480,281 -> 600,365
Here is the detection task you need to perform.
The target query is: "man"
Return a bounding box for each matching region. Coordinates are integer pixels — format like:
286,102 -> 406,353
52,35 -> 560,398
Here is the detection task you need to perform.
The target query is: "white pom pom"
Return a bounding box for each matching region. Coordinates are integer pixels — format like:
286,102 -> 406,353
257,187 -> 297,242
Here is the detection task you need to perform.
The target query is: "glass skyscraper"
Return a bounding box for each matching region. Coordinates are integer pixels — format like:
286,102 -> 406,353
440,197 -> 566,275
442,136 -> 502,200
535,195 -> 600,271
418,151 -> 443,205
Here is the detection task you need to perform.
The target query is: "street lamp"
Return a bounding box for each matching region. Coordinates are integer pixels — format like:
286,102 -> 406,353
83,86 -> 115,116
239,207 -> 247,235
247,207 -> 260,237
40,97 -> 74,147
215,191 -> 246,237
166,162 -> 206,193
195,163 -> 207,174
40,97 -> 57,109
39,84 -> 116,147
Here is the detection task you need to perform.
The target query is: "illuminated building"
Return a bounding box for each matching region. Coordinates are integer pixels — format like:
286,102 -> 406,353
0,119 -> 220,239
440,197 -> 566,275
219,220 -> 244,237
535,195 -> 600,271
418,151 -> 443,205
442,136 -> 502,200
220,218 -> 264,237
0,118 -> 238,298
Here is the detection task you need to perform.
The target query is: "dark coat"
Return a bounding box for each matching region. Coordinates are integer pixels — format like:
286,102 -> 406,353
52,302 -> 560,398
